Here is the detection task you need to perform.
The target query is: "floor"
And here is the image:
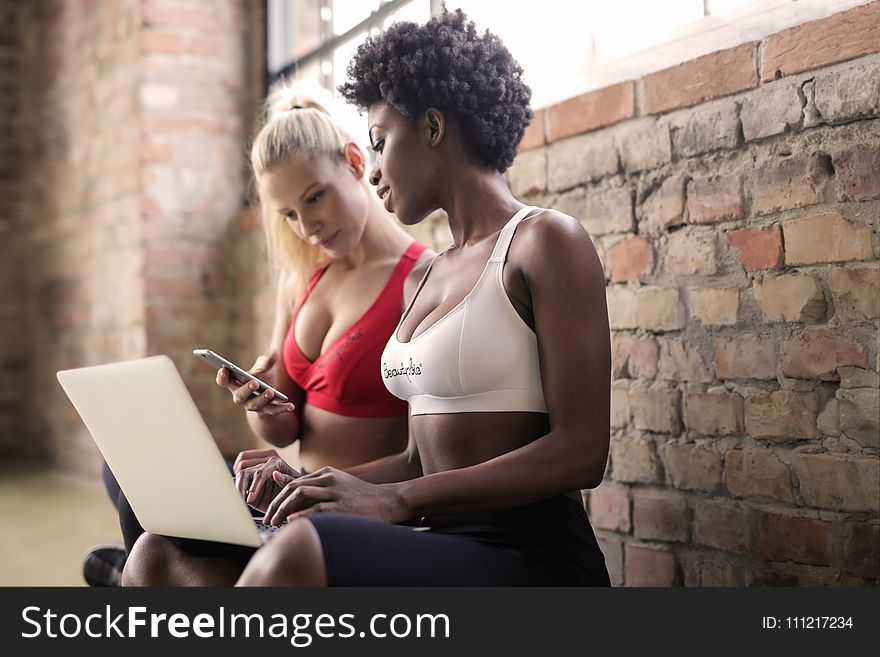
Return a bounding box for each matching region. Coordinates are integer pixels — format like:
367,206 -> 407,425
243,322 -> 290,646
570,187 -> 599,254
0,466 -> 121,586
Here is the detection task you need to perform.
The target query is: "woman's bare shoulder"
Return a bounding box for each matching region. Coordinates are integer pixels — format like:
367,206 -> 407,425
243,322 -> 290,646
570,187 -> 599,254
513,207 -> 598,267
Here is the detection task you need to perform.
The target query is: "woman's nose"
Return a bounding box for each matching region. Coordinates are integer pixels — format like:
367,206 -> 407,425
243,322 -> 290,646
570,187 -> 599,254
369,166 -> 381,187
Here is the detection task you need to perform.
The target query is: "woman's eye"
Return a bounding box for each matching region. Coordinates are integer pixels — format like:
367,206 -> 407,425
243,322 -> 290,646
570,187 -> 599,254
284,211 -> 298,222
372,139 -> 385,154
307,191 -> 323,204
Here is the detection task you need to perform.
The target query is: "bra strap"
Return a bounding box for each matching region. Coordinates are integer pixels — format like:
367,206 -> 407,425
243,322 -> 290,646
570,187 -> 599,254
488,205 -> 537,263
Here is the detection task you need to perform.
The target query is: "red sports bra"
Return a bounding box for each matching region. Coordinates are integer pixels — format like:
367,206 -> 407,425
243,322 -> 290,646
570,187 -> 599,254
282,241 -> 427,417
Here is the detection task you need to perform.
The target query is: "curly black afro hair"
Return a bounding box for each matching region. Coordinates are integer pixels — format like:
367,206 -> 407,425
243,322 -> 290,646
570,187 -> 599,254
338,8 -> 532,173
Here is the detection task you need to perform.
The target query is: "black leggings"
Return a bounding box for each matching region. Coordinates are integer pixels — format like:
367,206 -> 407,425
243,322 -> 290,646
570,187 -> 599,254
102,462 -> 144,556
306,514 -> 561,586
306,497 -> 610,587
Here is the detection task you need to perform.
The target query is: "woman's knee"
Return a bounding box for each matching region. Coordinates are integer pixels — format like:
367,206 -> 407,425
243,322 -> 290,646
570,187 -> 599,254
121,532 -> 177,587
238,519 -> 327,587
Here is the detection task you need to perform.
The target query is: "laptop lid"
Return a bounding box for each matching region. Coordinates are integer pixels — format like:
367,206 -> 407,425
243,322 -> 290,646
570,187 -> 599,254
57,355 -> 262,548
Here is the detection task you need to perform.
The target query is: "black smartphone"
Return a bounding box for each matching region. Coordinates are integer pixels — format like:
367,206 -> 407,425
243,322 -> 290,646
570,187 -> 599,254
193,349 -> 290,404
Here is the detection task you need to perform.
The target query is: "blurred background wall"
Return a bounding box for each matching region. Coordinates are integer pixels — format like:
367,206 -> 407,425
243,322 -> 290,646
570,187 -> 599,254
1,0 -> 269,473
0,0 -> 876,586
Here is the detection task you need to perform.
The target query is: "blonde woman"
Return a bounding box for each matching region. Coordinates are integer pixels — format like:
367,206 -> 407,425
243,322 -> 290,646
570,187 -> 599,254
97,84 -> 433,586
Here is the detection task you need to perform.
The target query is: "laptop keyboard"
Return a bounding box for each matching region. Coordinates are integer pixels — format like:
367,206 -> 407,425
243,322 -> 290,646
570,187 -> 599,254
255,518 -> 287,543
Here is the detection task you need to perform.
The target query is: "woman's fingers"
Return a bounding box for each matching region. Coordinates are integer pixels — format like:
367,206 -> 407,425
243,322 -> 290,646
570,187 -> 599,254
233,448 -> 278,473
250,352 -> 276,374
234,470 -> 252,500
232,380 -> 261,406
266,485 -> 334,525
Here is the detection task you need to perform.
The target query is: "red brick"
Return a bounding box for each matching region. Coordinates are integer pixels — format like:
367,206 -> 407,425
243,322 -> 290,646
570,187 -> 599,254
762,2 -> 880,81
834,145 -> 880,201
782,330 -> 869,380
758,512 -> 833,566
693,501 -> 750,554
633,493 -> 689,542
589,484 -> 631,532
844,523 -> 879,579
518,109 -> 545,152
625,545 -> 680,586
607,236 -> 652,283
546,81 -> 634,142
642,42 -> 758,114
716,335 -> 776,380
726,226 -> 783,271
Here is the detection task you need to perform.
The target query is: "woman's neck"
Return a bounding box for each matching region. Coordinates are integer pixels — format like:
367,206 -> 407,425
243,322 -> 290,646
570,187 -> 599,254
337,193 -> 413,270
437,169 -> 521,248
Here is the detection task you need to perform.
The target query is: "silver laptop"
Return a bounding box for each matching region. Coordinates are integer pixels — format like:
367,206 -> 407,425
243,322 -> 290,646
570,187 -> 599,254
57,355 -> 281,548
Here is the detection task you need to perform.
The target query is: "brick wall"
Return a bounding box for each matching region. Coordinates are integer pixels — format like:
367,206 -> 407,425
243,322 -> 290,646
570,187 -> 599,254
506,2 -> 880,586
1,0 -> 266,475
0,1 -> 28,460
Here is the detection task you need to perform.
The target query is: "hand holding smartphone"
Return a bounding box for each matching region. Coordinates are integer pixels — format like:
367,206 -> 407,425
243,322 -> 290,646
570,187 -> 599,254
193,349 -> 290,404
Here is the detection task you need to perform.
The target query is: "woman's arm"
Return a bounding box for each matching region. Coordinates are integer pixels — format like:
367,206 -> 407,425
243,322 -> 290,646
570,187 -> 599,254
243,270 -> 306,448
390,211 -> 610,516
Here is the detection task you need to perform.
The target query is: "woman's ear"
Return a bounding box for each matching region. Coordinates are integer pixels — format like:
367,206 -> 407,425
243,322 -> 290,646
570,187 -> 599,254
342,142 -> 366,179
424,108 -> 445,147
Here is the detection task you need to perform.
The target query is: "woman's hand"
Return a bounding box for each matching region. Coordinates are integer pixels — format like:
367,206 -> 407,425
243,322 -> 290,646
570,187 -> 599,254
262,467 -> 408,525
233,448 -> 280,474
216,351 -> 295,416
234,455 -> 300,512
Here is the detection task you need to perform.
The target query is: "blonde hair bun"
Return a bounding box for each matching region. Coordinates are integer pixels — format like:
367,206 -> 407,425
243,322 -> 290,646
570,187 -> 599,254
264,79 -> 336,123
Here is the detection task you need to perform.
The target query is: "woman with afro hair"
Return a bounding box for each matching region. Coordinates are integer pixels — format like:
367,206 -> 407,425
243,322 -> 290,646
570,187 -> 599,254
132,9 -> 612,587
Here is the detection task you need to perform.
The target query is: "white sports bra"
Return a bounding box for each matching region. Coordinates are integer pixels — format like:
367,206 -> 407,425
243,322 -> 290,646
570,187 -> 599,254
381,205 -> 548,416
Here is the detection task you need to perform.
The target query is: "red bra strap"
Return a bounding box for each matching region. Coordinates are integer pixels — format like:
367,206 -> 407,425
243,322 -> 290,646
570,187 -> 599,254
292,262 -> 331,319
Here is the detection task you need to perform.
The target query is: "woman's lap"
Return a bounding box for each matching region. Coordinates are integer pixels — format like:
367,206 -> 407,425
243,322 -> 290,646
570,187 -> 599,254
306,513 -> 562,586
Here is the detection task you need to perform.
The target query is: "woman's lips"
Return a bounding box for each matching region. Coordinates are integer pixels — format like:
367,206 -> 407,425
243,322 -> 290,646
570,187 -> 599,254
319,230 -> 339,248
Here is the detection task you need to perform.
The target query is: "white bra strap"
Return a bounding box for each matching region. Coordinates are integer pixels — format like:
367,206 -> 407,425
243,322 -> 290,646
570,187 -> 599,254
488,205 -> 537,263
395,255 -> 437,335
